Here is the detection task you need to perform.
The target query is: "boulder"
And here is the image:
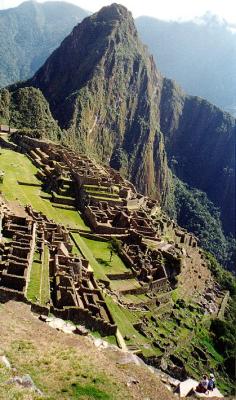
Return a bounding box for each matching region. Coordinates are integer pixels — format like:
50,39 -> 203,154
0,355 -> 11,369
75,325 -> 89,336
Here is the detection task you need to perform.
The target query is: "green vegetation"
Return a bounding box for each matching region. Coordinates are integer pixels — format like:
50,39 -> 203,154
204,252 -> 236,296
205,252 -> 236,383
2,339 -> 131,400
91,330 -> 118,346
0,149 -> 89,230
124,293 -> 148,304
71,234 -> 108,280
40,245 -> 50,306
0,1 -> 88,88
27,246 -> 50,306
71,234 -> 128,278
27,251 -> 41,304
104,295 -> 155,355
139,296 -> 235,394
109,278 -> 140,292
173,177 -> 235,269
71,383 -> 111,399
87,194 -> 121,202
85,187 -> 120,198
0,87 -> 61,139
210,301 -> 236,382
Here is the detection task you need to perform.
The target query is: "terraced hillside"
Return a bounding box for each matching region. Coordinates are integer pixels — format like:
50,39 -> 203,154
0,148 -> 88,230
0,137 -> 235,395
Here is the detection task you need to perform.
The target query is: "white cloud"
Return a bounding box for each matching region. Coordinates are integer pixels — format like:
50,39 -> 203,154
0,0 -> 236,23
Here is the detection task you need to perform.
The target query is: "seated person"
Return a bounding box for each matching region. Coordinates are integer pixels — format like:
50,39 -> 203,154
196,375 -> 209,393
208,373 -> 215,391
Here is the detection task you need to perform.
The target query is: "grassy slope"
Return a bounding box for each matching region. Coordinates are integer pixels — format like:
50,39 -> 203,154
40,245 -> 50,306
0,301 -> 175,400
27,251 -> 41,303
0,148 -> 234,394
80,237 -> 128,274
0,149 -> 89,230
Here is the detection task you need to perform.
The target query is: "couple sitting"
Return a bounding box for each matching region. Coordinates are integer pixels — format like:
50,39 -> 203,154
196,374 -> 215,394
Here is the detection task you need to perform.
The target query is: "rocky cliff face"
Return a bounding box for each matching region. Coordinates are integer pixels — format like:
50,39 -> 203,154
159,78 -> 235,234
4,3 -> 235,238
136,15 -> 236,113
28,4 -> 170,203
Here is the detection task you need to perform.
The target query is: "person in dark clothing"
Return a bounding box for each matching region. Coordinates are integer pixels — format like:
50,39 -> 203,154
208,373 -> 216,391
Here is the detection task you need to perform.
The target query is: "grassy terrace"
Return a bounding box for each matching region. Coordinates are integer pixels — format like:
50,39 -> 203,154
0,149 -> 89,230
0,148 -> 159,358
82,237 -> 128,274
27,246 -> 50,306
83,184 -> 108,190
85,189 -> 120,198
71,233 -> 110,280
71,234 -> 129,279
110,278 -> 141,292
52,191 -> 75,201
71,234 -> 157,354
89,194 -> 121,202
124,293 -> 148,304
40,245 -> 50,305
104,295 -> 158,356
27,251 -> 41,303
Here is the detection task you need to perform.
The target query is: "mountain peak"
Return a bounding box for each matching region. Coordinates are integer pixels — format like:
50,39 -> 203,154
95,3 -> 131,22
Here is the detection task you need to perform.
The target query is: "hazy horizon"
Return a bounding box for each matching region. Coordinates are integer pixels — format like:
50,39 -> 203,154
0,0 -> 236,24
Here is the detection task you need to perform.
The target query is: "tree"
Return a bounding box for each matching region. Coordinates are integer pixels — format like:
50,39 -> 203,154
107,238 -> 121,263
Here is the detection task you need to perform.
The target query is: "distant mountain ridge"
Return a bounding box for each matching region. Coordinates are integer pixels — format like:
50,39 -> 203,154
136,14 -> 236,114
24,4 -> 235,233
0,3 -> 235,269
0,0 -> 89,87
1,1 -> 235,118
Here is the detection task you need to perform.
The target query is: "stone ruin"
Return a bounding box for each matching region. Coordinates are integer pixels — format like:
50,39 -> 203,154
0,202 -> 34,302
10,133 -> 199,296
0,201 -> 116,335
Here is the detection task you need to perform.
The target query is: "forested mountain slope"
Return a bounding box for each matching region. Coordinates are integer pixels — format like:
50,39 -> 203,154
0,0 -> 89,87
1,3 -> 235,269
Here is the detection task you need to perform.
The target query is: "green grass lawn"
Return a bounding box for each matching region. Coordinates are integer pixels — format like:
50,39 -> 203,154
124,293 -> 148,304
81,237 -> 129,274
27,246 -> 50,306
0,149 -> 89,230
40,245 -> 50,306
89,194 -> 121,202
71,234 -> 133,280
27,251 -> 41,303
71,233 -> 108,280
